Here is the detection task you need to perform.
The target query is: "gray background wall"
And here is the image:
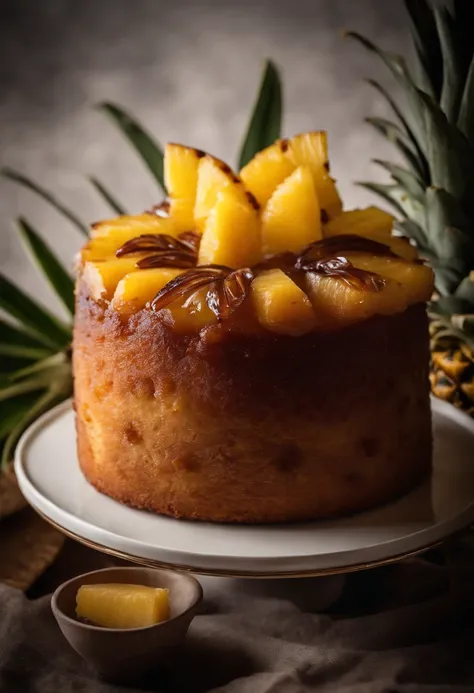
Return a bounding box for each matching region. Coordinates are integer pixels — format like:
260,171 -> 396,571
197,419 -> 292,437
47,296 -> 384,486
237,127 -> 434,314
0,0 -> 410,318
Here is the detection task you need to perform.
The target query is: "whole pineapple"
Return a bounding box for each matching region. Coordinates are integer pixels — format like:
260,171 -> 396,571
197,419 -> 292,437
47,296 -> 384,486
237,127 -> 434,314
350,0 -> 474,416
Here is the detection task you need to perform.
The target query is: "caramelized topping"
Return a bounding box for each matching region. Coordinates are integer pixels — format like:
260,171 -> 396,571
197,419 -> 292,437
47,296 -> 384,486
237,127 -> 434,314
295,235 -> 396,292
116,233 -> 199,269
151,265 -> 254,320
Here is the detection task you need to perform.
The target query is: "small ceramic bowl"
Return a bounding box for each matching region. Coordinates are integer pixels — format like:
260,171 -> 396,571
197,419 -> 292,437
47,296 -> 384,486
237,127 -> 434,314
51,566 -> 203,684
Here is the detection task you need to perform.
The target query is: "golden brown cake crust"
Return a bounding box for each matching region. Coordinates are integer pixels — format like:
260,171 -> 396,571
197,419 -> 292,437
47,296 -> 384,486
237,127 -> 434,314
73,287 -> 432,523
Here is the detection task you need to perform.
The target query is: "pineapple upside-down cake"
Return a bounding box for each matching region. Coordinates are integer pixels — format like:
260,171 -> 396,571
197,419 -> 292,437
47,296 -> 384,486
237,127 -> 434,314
74,132 -> 434,523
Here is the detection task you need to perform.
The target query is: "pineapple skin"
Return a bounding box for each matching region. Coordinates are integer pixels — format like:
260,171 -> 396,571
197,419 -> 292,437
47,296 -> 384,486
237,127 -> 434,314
74,286 -> 432,523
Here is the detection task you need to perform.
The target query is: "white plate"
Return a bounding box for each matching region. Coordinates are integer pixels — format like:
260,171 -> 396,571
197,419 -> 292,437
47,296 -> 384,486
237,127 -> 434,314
14,398 -> 474,578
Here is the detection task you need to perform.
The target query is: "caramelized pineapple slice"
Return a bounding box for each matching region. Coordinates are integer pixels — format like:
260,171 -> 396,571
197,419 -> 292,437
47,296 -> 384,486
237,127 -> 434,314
164,143 -> 203,232
76,583 -> 169,629
113,268 -> 184,314
198,190 -> 261,268
323,207 -> 395,238
240,140 -> 296,206
286,132 -> 342,220
251,269 -> 316,335
194,155 -> 248,232
82,258 -> 142,301
81,229 -> 152,262
261,166 -> 322,256
90,213 -> 177,239
323,208 -> 417,261
305,253 -> 434,326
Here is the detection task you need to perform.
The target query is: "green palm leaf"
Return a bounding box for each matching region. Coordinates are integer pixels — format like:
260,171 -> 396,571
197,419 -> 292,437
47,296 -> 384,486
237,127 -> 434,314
18,217 -> 75,316
0,275 -> 71,349
373,159 -> 425,201
435,8 -> 463,123
238,60 -> 282,169
458,56 -> 474,146
99,103 -> 165,190
1,388 -> 67,469
366,78 -> 429,182
88,176 -> 127,216
1,168 -> 89,236
404,0 -> 442,100
0,320 -> 53,361
356,182 -> 406,217
365,117 -> 425,183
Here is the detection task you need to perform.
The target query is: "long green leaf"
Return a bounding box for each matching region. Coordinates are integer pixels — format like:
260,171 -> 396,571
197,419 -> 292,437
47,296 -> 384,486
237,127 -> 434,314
366,79 -> 429,183
435,8 -> 463,123
455,276 -> 474,308
9,353 -> 67,382
0,319 -> 53,352
99,103 -> 165,190
1,168 -> 89,236
373,159 -> 425,201
417,90 -> 474,204
0,375 -> 52,402
404,0 -> 443,100
0,344 -> 52,360
0,275 -> 71,349
366,117 -> 425,183
458,55 -> 474,146
425,187 -> 473,295
357,182 -> 406,217
347,31 -> 427,151
18,218 -> 75,316
238,60 -> 282,169
1,389 -> 63,468
0,394 -> 36,440
88,176 -> 127,215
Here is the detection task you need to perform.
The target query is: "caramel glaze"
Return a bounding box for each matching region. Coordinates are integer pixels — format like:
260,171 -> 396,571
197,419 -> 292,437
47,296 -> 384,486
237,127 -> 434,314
110,233 -> 402,322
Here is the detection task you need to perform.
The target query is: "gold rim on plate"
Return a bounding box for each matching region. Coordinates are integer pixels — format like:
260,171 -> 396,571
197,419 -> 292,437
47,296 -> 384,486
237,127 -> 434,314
32,506 -> 455,579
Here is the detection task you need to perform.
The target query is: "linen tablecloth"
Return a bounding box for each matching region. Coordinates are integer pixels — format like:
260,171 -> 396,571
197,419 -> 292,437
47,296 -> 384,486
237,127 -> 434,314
1,536 -> 473,693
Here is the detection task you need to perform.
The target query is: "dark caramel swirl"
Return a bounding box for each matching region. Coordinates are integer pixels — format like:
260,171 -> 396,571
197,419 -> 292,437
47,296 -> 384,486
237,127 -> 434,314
116,232 -> 199,269
295,235 -> 397,292
151,265 -> 254,320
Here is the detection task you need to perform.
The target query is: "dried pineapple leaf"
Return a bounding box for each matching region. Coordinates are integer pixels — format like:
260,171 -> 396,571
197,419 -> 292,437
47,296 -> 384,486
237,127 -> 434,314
116,233 -> 198,269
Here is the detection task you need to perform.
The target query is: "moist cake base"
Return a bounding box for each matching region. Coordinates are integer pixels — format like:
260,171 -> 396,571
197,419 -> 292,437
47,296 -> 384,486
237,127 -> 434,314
74,291 -> 432,523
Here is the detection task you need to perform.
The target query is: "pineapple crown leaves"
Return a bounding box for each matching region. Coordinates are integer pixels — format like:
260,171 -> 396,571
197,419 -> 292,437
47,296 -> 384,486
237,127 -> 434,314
348,0 -> 474,322
0,60 -> 282,470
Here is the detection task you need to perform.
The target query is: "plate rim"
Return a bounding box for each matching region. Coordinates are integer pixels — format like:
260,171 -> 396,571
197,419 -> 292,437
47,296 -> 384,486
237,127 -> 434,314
14,397 -> 474,578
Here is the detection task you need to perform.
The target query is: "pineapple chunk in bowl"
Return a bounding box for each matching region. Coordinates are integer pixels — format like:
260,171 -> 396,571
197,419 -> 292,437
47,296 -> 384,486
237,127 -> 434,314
52,567 -> 202,684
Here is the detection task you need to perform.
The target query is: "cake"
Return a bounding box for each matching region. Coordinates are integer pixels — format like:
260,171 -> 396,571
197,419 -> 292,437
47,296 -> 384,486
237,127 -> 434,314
73,132 -> 434,523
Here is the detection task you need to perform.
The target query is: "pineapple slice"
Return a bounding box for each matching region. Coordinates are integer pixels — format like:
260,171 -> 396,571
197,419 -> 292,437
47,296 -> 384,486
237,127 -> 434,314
90,213 -> 177,239
194,155 -> 248,232
261,166 -> 322,256
164,143 -> 204,232
286,132 -> 343,220
81,229 -> 152,262
305,253 -> 434,326
76,583 -> 170,629
251,269 -> 316,336
198,190 -> 261,268
324,208 -> 395,238
323,208 -> 417,261
113,268 -> 184,314
82,258 -> 142,301
240,140 -> 296,206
